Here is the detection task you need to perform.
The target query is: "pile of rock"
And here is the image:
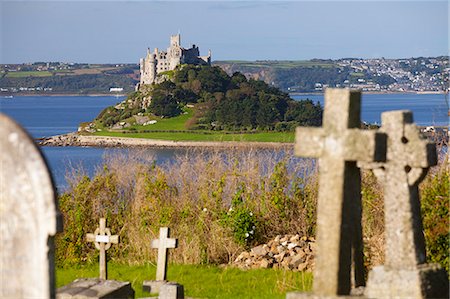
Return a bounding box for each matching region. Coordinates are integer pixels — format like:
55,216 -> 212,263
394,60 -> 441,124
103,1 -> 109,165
233,234 -> 316,272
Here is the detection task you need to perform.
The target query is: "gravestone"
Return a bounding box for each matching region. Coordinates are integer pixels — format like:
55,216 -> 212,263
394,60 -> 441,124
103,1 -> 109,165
363,110 -> 449,298
86,218 -> 119,280
143,227 -> 183,299
0,113 -> 62,299
287,89 -> 386,298
152,227 -> 178,281
56,279 -> 134,299
57,219 -> 134,298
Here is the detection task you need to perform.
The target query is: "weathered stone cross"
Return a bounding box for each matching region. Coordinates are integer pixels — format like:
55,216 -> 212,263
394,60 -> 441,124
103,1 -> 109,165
294,89 -> 385,296
86,218 -> 119,280
152,227 -> 178,281
364,111 -> 448,298
370,111 -> 436,267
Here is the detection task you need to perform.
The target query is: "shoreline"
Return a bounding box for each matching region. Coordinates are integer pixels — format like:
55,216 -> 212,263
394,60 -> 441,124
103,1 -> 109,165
38,133 -> 294,149
3,90 -> 447,98
1,93 -> 127,97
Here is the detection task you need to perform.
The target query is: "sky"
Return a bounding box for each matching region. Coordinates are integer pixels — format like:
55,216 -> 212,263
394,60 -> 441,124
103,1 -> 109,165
1,0 -> 449,63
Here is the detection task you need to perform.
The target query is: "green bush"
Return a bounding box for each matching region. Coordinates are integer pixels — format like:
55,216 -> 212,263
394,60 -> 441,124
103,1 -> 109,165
421,163 -> 449,272
220,184 -> 257,245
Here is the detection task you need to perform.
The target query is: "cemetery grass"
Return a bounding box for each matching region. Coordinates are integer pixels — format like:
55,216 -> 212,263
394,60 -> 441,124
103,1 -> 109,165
56,263 -> 313,298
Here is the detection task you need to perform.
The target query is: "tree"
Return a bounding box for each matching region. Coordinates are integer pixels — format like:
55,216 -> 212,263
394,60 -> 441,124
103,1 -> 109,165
149,94 -> 181,117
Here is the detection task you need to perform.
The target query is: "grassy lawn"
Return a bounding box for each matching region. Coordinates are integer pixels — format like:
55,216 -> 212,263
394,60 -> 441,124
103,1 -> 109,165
94,130 -> 295,143
130,108 -> 193,131
94,107 -> 295,143
6,71 -> 53,77
56,263 -> 312,298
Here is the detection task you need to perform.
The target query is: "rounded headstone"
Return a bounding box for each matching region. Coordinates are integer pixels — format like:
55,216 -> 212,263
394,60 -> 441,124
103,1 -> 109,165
0,113 -> 59,299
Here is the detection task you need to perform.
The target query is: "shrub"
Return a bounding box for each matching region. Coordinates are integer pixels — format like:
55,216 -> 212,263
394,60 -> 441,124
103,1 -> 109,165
420,158 -> 449,273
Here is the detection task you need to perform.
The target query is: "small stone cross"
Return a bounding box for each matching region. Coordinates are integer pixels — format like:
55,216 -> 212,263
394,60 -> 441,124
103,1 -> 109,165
294,89 -> 386,296
152,227 -> 178,281
86,218 -> 119,280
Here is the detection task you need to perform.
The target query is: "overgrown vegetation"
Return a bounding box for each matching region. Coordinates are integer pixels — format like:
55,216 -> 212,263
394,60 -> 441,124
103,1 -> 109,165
93,65 -> 323,132
55,148 -> 448,272
421,158 -> 449,273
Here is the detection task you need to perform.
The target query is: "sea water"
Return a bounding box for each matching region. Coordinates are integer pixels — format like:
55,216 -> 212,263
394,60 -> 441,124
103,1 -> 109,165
291,93 -> 448,126
1,93 -> 448,189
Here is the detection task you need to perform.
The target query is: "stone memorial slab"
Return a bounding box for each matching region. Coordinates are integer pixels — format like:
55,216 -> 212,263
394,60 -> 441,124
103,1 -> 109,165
287,89 -> 386,298
159,283 -> 184,299
56,278 -> 134,299
86,218 -> 119,280
0,113 -> 62,299
363,110 -> 449,298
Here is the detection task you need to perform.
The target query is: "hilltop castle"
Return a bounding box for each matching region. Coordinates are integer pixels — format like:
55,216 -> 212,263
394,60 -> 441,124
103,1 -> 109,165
137,34 -> 211,89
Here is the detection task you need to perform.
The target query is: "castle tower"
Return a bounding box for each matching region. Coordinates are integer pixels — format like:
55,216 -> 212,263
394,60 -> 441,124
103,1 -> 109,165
168,35 -> 182,70
140,48 -> 156,85
170,34 -> 181,47
146,50 -> 156,84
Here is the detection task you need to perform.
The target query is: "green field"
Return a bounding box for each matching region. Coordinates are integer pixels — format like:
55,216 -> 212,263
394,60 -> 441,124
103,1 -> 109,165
95,130 -> 295,143
94,107 -> 295,143
56,263 -> 312,298
6,71 -> 53,77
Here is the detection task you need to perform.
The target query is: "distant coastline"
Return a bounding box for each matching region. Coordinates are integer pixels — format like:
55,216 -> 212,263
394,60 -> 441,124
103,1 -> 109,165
1,93 -> 127,97
2,90 -> 447,98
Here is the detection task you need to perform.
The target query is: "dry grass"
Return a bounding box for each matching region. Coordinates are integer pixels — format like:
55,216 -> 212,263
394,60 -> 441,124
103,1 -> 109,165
56,146 -> 448,272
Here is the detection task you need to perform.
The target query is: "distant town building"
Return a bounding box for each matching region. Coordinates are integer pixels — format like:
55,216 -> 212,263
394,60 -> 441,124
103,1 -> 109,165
137,34 -> 211,89
109,87 -> 124,92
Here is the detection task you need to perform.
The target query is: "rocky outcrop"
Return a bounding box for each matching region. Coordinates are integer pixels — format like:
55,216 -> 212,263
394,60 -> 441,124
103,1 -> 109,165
39,133 -> 81,147
233,234 -> 316,272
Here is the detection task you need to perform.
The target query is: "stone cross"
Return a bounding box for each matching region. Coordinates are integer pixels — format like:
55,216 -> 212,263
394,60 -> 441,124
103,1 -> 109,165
86,218 -> 119,280
363,111 -> 448,298
293,89 -> 385,296
152,227 -> 178,281
1,113 -> 62,299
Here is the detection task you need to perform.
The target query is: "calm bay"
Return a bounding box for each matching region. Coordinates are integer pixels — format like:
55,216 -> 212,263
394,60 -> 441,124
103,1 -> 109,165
1,93 -> 448,189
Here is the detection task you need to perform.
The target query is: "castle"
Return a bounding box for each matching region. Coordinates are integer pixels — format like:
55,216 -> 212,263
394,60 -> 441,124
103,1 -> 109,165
137,34 -> 211,88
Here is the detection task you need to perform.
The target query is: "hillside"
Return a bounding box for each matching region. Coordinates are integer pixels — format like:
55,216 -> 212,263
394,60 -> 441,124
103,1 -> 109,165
0,63 -> 139,94
213,60 -> 395,93
214,56 -> 448,93
88,64 -> 322,137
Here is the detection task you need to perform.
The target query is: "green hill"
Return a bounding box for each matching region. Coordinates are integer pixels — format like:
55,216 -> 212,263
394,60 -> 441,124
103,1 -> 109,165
90,65 -> 322,138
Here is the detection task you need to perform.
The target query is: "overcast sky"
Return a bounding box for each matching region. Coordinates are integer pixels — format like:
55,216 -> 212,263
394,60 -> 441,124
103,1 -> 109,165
1,0 -> 448,63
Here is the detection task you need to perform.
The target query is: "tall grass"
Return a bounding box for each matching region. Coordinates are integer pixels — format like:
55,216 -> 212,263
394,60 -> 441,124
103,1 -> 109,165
56,148 -> 319,266
55,146 -> 448,273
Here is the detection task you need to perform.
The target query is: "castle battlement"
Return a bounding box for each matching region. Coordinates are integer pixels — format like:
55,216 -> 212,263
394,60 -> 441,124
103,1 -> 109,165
137,34 -> 211,89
